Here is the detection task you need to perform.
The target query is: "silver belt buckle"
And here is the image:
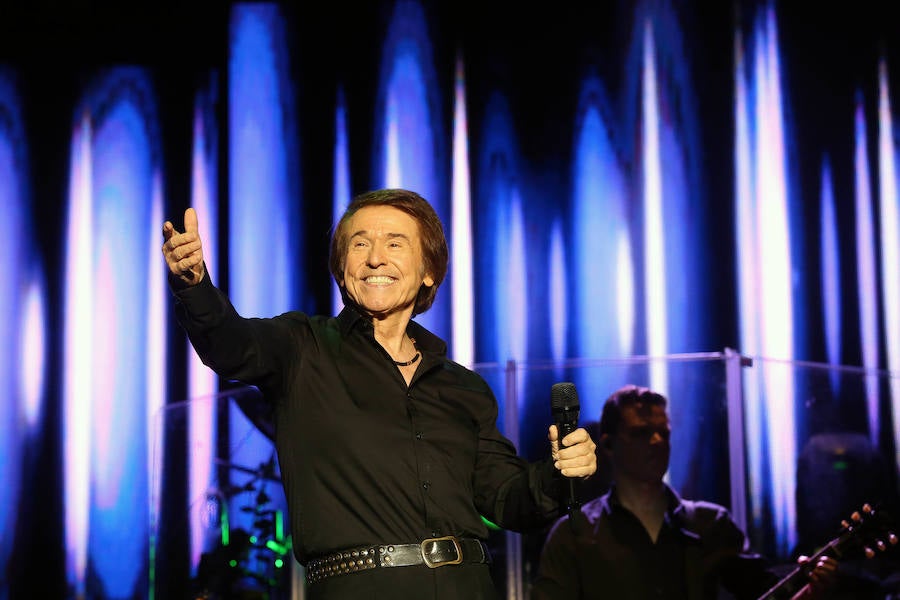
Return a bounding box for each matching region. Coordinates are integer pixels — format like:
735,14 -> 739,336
421,535 -> 462,568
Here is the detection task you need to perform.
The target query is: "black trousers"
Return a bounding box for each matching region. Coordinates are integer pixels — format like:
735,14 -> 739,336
306,563 -> 499,600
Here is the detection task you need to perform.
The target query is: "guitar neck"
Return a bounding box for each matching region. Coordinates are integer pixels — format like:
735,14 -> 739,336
757,534 -> 845,600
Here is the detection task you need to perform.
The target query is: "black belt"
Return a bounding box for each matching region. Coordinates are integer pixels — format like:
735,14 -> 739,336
306,536 -> 491,584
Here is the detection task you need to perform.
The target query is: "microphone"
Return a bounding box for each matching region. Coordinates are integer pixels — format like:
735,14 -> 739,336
551,382 -> 580,516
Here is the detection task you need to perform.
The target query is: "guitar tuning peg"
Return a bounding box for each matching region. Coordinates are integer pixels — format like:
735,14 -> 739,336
863,546 -> 876,559
841,519 -> 850,529
889,532 -> 898,546
862,503 -> 873,513
850,511 -> 862,523
876,539 -> 887,552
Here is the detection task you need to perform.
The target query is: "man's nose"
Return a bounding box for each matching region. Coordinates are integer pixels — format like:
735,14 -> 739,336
366,245 -> 386,266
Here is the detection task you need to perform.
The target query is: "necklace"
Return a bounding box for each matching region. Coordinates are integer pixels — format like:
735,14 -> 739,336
393,352 -> 421,367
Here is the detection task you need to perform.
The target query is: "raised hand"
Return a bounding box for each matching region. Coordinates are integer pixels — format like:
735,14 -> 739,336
548,425 -> 597,479
162,207 -> 205,285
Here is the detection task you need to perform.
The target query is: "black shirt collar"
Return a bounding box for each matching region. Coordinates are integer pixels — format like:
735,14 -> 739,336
336,304 -> 448,357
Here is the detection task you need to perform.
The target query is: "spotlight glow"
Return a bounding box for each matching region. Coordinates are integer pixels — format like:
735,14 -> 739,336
451,53 -> 474,367
333,87 -> 351,316
735,5 -> 797,554
549,220 -> 567,364
0,73 -> 27,583
854,95 -> 880,444
877,61 -> 900,469
188,92 -> 219,571
89,81 -> 156,596
819,158 -> 841,392
508,190 -> 527,365
571,75 -> 631,417
642,20 -> 668,393
63,111 -> 93,595
63,70 -> 161,597
21,277 -> 46,428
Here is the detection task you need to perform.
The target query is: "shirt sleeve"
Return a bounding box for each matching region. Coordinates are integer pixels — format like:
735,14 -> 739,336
695,503 -> 780,599
171,272 -> 299,394
468,373 -> 560,531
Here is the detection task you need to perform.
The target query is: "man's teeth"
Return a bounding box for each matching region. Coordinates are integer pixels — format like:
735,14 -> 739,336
365,276 -> 393,284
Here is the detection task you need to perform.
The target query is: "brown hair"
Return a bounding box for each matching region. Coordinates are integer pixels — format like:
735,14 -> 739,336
598,384 -> 668,437
328,188 -> 449,315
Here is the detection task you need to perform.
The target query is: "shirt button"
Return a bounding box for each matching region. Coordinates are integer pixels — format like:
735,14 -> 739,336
415,432 -> 423,440
422,481 -> 430,490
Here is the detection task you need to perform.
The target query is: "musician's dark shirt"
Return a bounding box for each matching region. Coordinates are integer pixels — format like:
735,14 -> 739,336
531,485 -> 779,599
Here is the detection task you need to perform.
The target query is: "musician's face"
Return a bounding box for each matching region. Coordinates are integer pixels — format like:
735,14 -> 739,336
609,403 -> 671,484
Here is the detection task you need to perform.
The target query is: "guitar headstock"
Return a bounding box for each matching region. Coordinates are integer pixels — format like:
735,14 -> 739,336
836,503 -> 899,560
760,503 -> 898,600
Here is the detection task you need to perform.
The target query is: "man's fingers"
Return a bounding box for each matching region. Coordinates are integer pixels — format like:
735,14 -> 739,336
558,428 -> 594,452
184,207 -> 199,233
170,239 -> 203,260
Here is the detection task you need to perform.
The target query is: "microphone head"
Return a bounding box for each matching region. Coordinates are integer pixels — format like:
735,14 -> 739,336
551,382 -> 580,424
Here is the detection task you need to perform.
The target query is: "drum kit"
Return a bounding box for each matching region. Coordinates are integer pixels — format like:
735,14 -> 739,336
192,453 -> 292,600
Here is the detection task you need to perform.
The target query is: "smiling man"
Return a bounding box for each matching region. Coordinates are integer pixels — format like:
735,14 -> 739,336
162,188 -> 598,599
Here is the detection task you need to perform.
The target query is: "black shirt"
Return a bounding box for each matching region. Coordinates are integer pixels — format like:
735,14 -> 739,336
173,275 -> 559,567
530,485 -> 779,600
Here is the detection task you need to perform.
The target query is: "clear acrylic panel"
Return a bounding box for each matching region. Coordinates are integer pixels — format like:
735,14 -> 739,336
150,353 -> 900,599
150,386 -> 294,600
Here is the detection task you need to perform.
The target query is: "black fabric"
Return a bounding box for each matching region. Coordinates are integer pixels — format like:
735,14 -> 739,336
172,274 -> 559,578
307,563 -> 499,600
530,485 -> 780,600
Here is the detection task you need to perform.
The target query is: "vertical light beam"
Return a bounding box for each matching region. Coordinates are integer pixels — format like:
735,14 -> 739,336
735,26 -> 765,525
642,19 -> 668,393
877,61 -> 900,470
571,76 -> 631,418
854,94 -> 880,444
64,111 -> 93,596
0,72 -> 28,587
819,157 -> 841,393
89,79 -> 156,597
332,86 -> 351,316
188,90 -> 219,572
451,52 -> 474,366
736,4 -> 797,554
549,220 -> 567,364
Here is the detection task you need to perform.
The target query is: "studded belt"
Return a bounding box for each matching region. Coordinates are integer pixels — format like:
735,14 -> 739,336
305,535 -> 491,584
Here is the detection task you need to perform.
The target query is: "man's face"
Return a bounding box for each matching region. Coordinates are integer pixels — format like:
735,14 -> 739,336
609,402 -> 671,484
340,205 -> 434,319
